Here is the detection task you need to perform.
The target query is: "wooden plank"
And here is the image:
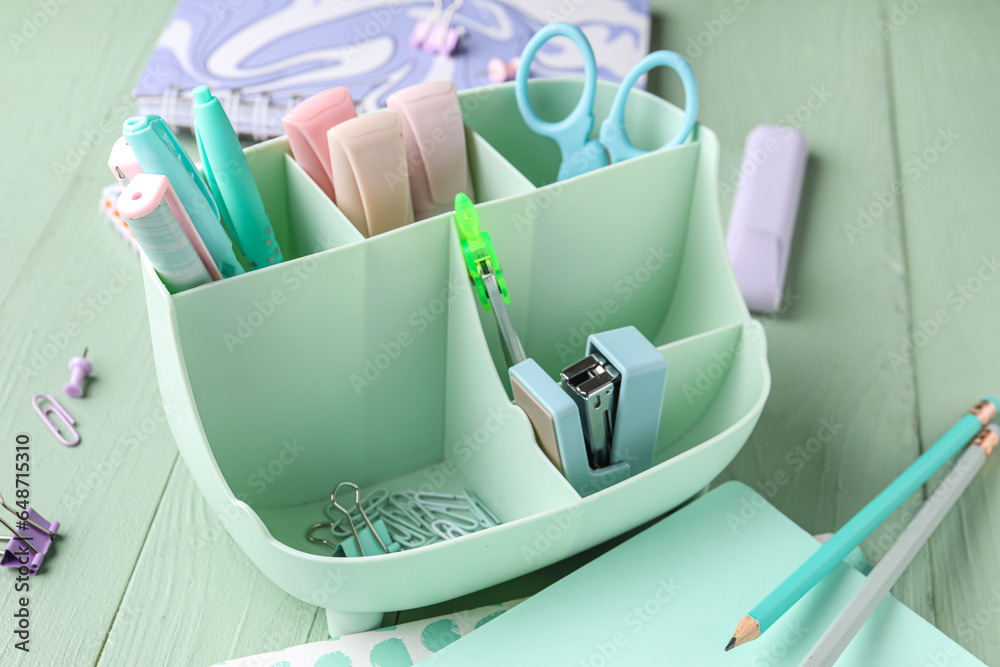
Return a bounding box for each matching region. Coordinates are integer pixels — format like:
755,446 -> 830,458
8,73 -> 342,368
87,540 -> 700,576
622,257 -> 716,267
880,1 -> 1000,663
4,0 -> 996,663
0,1 -> 182,664
657,0 -> 931,620
97,467 -> 322,666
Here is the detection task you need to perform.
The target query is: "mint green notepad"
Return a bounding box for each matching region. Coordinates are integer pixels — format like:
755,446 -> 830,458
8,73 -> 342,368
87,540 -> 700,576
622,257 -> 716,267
424,482 -> 983,666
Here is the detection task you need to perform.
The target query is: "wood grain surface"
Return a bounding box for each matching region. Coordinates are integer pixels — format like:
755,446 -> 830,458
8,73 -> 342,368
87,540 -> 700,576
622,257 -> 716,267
0,1 -> 997,664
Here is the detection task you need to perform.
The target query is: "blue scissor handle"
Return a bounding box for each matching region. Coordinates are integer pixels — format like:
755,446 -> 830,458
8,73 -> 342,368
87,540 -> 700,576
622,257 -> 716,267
515,23 -> 608,181
600,50 -> 699,164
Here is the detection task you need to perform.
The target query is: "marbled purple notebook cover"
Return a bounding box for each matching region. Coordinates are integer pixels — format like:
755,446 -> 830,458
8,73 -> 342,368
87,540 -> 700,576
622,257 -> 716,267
134,0 -> 650,136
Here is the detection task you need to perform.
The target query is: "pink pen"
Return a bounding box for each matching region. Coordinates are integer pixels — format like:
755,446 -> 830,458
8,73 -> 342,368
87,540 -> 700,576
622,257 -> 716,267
282,87 -> 357,200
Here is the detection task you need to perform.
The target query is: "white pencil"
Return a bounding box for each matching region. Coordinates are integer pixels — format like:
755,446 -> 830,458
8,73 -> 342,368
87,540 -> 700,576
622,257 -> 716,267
800,424 -> 999,667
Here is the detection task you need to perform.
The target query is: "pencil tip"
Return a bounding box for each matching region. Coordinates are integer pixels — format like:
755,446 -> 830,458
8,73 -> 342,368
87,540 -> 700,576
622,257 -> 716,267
727,615 -> 762,652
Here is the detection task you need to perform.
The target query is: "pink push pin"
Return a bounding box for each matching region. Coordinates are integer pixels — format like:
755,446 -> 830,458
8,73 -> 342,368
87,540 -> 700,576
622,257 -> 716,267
488,56 -> 521,84
63,348 -> 92,398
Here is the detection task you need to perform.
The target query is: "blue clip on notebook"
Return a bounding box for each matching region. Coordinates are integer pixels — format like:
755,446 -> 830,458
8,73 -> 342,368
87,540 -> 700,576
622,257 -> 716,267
424,482 -> 985,666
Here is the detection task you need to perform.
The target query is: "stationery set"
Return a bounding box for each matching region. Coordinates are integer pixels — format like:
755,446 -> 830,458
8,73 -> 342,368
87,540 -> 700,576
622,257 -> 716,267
88,10 -> 998,665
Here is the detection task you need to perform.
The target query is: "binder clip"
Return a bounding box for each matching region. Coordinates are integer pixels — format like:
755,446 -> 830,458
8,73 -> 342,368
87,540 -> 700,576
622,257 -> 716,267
453,193 -> 526,367
308,482 -> 399,558
409,0 -> 465,56
32,393 -> 80,446
0,494 -> 59,575
510,326 -> 668,497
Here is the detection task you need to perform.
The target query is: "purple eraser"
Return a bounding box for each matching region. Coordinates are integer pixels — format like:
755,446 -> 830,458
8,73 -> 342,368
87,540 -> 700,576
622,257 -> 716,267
726,125 -> 807,313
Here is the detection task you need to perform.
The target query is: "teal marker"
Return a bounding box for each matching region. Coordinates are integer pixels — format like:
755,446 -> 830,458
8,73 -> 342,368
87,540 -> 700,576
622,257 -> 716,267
192,85 -> 283,270
122,115 -> 244,278
726,397 -> 1000,651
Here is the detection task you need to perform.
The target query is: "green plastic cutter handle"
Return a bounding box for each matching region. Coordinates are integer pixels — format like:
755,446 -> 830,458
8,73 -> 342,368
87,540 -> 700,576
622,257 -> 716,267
454,193 -> 508,311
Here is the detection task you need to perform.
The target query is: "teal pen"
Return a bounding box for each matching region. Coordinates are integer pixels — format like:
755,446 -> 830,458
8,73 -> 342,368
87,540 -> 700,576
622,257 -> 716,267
123,115 -> 244,278
192,85 -> 283,269
726,397 -> 1000,651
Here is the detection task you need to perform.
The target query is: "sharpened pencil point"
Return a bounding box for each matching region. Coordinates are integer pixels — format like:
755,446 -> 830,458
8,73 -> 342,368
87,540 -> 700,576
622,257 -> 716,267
726,615 -> 762,651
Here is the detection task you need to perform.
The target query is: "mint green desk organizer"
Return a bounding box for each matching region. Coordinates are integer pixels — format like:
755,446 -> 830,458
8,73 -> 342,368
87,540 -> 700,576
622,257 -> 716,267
141,79 -> 771,637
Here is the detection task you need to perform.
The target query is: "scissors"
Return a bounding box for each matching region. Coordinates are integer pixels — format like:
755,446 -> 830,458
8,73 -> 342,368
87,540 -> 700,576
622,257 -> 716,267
515,22 -> 699,182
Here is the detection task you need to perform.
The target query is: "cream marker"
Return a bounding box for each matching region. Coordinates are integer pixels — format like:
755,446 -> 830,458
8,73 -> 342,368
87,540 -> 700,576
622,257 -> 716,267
328,112 -> 414,237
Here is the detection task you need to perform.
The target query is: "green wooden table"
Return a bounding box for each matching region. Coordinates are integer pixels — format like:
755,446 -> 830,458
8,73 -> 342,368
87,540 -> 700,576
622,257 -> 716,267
2,1 -> 999,664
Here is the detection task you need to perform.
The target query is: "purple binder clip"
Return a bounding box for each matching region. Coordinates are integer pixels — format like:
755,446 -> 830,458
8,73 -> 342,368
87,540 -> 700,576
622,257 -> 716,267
0,494 -> 58,575
409,0 -> 464,56
726,125 -> 808,313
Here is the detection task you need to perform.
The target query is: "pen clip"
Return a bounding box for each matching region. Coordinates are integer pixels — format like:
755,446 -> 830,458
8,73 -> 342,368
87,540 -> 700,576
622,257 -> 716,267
149,116 -> 220,221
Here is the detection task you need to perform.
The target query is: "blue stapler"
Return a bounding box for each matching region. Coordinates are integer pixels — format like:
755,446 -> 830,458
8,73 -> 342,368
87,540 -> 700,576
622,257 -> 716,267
510,326 -> 668,497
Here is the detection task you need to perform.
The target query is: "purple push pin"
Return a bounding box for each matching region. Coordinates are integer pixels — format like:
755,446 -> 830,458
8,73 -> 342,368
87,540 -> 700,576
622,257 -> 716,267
63,348 -> 92,398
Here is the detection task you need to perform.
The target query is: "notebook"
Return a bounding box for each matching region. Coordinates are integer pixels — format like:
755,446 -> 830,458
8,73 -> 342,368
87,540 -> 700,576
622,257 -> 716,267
134,0 -> 651,139
424,482 -> 985,666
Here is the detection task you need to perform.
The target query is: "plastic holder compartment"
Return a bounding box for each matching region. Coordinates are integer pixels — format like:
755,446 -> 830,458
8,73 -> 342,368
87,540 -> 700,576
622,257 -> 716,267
143,79 -> 770,637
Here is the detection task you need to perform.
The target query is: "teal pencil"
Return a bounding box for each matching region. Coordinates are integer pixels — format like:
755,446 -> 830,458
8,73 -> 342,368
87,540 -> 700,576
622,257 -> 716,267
725,398 -> 999,651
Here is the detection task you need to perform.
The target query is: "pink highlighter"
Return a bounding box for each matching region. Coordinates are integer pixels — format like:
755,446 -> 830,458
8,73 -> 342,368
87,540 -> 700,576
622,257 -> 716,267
387,81 -> 474,221
282,87 -> 357,200
119,173 -> 223,285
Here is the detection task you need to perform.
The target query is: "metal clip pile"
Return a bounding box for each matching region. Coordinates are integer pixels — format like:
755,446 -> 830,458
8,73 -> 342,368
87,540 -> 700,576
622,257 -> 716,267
324,489 -> 499,549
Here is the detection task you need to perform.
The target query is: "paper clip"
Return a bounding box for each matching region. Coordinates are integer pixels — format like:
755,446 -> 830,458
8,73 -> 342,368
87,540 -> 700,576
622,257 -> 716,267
378,513 -> 432,549
32,393 -> 80,446
328,482 -> 399,557
324,487 -> 388,537
306,521 -> 339,553
409,0 -> 465,55
431,519 -> 468,541
410,491 -> 467,510
0,493 -> 59,575
388,492 -> 439,532
464,491 -> 500,528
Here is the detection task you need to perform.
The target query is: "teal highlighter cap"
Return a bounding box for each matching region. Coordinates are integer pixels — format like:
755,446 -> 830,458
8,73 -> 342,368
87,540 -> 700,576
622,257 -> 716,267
191,85 -> 213,105
122,115 -> 152,132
